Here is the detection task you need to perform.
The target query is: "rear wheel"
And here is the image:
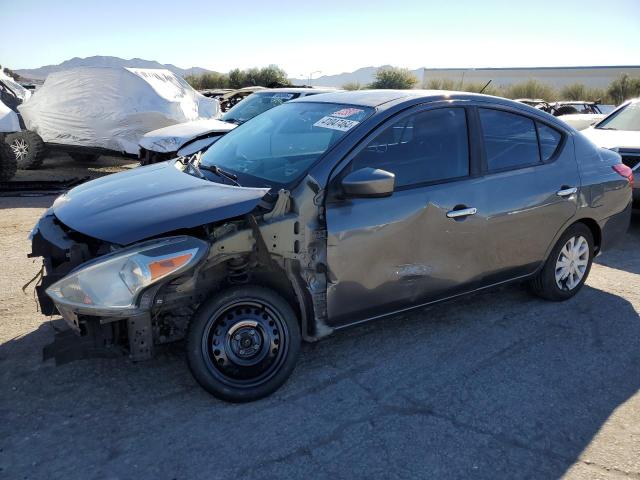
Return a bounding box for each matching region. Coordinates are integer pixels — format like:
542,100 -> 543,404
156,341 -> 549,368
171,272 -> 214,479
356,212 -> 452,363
186,286 -> 301,402
0,137 -> 18,181
69,152 -> 100,163
5,131 -> 45,170
530,223 -> 594,301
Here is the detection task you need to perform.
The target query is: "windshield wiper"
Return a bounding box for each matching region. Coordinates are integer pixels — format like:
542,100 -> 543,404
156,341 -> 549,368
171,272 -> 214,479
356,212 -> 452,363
597,127 -> 618,130
199,164 -> 241,186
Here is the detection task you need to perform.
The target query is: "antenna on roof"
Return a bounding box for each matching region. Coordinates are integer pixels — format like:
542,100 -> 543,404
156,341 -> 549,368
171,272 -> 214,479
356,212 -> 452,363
479,80 -> 492,94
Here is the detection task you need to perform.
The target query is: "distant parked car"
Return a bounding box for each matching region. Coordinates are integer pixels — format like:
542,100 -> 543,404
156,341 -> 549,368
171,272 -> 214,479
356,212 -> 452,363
515,99 -> 605,130
139,87 -> 337,164
551,101 -> 606,130
30,90 -> 632,402
581,98 -> 640,203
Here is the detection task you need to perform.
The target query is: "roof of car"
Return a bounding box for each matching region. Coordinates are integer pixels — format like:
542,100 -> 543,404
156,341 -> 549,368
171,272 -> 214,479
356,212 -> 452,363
257,87 -> 338,94
293,89 -> 516,108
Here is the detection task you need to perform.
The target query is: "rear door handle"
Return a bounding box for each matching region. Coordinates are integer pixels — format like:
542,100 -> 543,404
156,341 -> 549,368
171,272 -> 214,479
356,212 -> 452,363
556,186 -> 577,197
446,207 -> 477,219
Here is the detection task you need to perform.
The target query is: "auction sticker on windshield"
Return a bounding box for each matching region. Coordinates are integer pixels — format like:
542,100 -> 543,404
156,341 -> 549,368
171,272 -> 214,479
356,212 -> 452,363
330,108 -> 364,118
314,116 -> 359,131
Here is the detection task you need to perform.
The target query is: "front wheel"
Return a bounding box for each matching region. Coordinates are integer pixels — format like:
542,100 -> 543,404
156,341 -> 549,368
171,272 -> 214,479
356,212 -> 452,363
0,138 -> 18,181
5,131 -> 45,170
530,223 -> 594,301
186,286 -> 301,402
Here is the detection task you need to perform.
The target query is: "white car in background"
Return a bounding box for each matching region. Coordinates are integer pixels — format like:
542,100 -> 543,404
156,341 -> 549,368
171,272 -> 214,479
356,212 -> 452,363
553,101 -> 606,131
138,87 -> 338,164
582,98 -> 640,202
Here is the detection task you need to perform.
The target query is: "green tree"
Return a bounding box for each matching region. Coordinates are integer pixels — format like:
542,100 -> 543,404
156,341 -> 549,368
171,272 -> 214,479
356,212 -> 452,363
505,79 -> 557,101
424,78 -> 457,90
369,67 -> 418,89
227,69 -> 245,89
342,81 -> 362,91
256,65 -> 290,87
607,74 -> 640,104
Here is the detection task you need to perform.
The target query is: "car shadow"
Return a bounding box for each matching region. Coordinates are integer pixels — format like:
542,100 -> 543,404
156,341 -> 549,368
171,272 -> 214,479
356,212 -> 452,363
594,208 -> 640,275
1,282 -> 638,478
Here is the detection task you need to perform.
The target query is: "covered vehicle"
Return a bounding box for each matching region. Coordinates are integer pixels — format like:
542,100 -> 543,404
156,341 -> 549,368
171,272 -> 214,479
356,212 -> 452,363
0,71 -> 46,170
18,67 -> 219,160
0,99 -> 19,180
139,87 -> 336,164
581,98 -> 640,202
30,90 -> 632,402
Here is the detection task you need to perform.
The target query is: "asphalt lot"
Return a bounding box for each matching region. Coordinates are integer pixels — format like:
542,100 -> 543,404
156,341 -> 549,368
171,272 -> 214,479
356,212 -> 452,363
1,156 -> 639,479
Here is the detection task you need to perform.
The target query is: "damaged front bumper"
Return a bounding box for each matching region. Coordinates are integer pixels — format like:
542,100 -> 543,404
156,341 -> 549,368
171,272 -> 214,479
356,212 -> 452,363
29,212 -> 205,360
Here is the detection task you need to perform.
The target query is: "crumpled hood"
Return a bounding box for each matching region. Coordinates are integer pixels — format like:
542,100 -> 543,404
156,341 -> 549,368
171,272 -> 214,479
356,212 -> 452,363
139,119 -> 236,153
581,127 -> 640,150
52,161 -> 269,245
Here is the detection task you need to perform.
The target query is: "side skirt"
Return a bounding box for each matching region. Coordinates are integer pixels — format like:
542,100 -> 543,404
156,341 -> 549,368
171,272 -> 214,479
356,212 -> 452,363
332,271 -> 538,332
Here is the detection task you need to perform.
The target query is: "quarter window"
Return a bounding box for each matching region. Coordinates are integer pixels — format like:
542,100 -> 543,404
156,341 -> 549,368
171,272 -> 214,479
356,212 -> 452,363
537,122 -> 562,161
479,109 -> 540,171
350,108 -> 469,188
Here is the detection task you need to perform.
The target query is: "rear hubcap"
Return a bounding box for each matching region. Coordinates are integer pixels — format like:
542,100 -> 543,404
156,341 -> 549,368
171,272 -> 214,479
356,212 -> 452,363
555,235 -> 589,291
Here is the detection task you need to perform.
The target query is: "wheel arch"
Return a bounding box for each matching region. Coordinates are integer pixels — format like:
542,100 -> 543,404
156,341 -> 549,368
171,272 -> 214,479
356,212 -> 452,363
222,258 -> 317,343
573,217 -> 602,254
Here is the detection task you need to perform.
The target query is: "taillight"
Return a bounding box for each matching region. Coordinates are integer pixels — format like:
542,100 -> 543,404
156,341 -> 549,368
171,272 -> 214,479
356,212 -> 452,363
612,164 -> 634,185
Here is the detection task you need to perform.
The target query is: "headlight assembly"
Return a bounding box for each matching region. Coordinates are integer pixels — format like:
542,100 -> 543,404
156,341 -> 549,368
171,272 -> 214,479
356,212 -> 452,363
46,236 -> 208,312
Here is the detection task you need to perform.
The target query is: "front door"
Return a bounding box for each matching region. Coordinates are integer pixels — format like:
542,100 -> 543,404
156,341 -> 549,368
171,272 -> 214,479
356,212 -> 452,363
325,106 -> 487,326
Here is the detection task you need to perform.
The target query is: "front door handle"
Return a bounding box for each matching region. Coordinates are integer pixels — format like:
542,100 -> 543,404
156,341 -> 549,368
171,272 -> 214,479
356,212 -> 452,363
557,186 -> 577,197
446,207 -> 477,219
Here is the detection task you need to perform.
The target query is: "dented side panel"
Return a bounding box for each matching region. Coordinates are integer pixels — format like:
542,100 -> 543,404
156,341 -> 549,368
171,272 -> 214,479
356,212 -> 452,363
325,179 -> 489,326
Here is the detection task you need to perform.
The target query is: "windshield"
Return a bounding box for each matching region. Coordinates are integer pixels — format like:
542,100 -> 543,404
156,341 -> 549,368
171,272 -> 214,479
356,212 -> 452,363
597,101 -> 640,131
221,91 -> 301,124
200,102 -> 373,187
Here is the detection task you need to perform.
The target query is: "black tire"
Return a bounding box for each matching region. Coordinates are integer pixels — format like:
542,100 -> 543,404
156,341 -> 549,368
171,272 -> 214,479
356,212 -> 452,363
554,105 -> 579,116
0,137 -> 18,181
187,286 -> 301,402
4,131 -> 46,170
530,223 -> 594,301
69,152 -> 100,163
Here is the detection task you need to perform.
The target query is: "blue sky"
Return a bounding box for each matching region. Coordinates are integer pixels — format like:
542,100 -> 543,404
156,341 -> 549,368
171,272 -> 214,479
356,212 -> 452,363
1,0 -> 638,76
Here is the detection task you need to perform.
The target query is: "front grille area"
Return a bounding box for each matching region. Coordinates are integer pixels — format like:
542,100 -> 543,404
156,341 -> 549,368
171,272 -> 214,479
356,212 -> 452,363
30,214 -> 111,315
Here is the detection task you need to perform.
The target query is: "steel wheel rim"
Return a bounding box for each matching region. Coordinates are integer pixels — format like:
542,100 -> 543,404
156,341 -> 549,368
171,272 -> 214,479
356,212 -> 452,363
201,299 -> 288,388
10,138 -> 29,161
555,235 -> 589,291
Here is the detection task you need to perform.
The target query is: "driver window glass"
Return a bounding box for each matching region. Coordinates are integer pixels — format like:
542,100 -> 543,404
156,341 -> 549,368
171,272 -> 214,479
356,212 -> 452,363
350,108 -> 469,188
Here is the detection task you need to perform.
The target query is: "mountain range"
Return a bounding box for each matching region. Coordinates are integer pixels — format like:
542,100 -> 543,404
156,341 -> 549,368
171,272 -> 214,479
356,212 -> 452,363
290,65 -> 425,87
15,56 -> 412,87
15,56 -> 215,80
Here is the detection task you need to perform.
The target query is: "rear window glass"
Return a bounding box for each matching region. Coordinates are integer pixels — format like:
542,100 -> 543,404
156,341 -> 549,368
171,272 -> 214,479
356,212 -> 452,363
479,109 -> 540,171
537,122 -> 562,161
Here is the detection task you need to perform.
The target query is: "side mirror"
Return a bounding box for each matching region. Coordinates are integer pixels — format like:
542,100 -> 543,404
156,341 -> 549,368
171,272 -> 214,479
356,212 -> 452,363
341,167 -> 395,198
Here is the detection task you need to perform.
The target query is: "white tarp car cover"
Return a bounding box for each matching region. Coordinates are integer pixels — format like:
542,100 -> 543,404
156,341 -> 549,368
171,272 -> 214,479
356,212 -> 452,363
0,100 -> 20,133
0,69 -> 31,102
18,67 -> 219,155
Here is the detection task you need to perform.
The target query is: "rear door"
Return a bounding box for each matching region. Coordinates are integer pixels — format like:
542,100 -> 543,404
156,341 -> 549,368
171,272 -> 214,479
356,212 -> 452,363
473,106 -> 580,282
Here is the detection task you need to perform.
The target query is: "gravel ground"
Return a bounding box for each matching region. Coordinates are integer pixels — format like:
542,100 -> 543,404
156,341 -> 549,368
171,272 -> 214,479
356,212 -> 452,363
1,157 -> 639,479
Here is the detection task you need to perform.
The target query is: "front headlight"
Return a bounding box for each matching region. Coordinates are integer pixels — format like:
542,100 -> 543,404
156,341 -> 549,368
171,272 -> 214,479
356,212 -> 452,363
46,236 -> 208,311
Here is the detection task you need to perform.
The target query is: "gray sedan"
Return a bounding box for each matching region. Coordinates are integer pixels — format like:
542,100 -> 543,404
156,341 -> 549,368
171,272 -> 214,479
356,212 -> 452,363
30,90 -> 633,402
